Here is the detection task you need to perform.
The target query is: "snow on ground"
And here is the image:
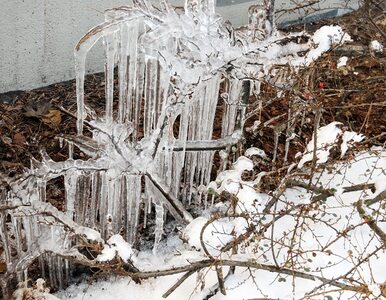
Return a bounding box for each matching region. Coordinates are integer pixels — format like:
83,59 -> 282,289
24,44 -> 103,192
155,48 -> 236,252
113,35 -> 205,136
337,56 -> 349,68
370,40 -> 384,53
297,122 -> 364,168
56,125 -> 386,299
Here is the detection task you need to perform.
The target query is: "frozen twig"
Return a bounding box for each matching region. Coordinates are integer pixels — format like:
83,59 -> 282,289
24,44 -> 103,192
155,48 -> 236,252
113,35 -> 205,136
356,200 -> 386,247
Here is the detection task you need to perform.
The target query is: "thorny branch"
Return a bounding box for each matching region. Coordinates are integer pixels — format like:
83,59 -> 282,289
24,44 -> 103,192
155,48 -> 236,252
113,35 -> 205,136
54,254 -> 370,296
356,200 -> 386,247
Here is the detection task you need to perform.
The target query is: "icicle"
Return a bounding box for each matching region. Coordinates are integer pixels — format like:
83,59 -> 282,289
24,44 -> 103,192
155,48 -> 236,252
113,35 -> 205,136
143,191 -> 152,229
103,32 -> 117,125
89,172 -> 101,228
99,172 -> 108,238
48,255 -> 55,289
64,259 -> 70,284
133,22 -> 146,141
152,201 -> 164,254
126,21 -> 139,124
37,179 -> 46,202
272,129 -> 280,164
39,256 -> 46,280
76,174 -> 91,226
125,175 -> 141,244
75,52 -> 86,135
64,171 -> 79,219
23,268 -> 28,287
22,216 -> 33,257
144,53 -> 161,137
74,17 -> 122,134
12,217 -> 23,257
118,23 -> 129,123
68,141 -> 74,159
0,212 -> 11,263
57,257 -> 64,290
284,106 -> 293,163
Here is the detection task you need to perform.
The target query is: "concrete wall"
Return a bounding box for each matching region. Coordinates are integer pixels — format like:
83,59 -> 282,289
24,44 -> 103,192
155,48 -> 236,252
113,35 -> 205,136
0,0 -> 359,93
0,1 -> 130,93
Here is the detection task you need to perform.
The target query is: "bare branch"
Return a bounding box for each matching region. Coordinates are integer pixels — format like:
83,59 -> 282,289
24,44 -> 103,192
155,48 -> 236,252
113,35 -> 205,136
356,200 -> 386,247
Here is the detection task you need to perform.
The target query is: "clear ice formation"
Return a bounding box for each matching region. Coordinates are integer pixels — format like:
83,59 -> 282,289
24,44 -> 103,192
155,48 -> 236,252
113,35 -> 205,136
0,0 -> 349,296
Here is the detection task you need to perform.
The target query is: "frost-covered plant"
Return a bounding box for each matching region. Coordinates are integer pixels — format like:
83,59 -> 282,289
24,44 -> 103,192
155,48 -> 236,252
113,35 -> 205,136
0,0 -> 356,297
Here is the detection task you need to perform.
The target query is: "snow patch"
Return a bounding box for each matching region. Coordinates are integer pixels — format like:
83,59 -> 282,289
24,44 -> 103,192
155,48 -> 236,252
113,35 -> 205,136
295,26 -> 352,66
97,234 -> 136,263
298,122 -> 363,168
245,147 -> 267,159
374,178 -> 386,196
233,156 -> 254,172
370,40 -> 383,53
341,131 -> 364,157
337,56 -> 348,68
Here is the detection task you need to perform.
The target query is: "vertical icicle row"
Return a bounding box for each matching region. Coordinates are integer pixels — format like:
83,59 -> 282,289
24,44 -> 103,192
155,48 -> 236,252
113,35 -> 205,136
183,75 -> 221,204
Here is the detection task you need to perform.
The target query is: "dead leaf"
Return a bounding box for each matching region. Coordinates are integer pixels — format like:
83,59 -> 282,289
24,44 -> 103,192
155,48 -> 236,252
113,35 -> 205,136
1,136 -> 12,145
380,281 -> 386,297
0,260 -> 6,273
41,109 -> 61,127
375,18 -> 386,26
23,100 -> 51,118
13,133 -> 26,146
